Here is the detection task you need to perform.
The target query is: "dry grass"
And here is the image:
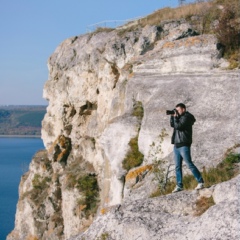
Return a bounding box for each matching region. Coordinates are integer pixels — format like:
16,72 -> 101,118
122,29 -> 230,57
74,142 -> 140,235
225,51 -> 240,69
117,0 -> 240,69
151,146 -> 240,197
194,196 -> 215,216
26,235 -> 39,240
126,165 -> 153,181
122,0 -> 239,30
93,27 -> 114,34
116,0 -> 239,67
120,1 -> 239,44
150,181 -> 175,198
182,150 -> 240,190
23,174 -> 52,207
138,2 -> 213,27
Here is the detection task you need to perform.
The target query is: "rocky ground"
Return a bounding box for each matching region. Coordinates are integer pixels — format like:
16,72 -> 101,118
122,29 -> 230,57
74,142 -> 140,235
71,175 -> 240,240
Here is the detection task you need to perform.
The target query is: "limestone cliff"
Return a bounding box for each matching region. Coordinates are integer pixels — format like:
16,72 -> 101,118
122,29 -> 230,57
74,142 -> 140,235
8,14 -> 239,240
71,174 -> 240,240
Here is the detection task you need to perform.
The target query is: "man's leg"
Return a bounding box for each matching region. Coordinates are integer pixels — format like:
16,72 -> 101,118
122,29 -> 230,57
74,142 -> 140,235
179,146 -> 204,183
174,146 -> 183,188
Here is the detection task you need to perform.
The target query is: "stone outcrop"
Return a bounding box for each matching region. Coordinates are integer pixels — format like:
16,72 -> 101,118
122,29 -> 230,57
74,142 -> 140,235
71,175 -> 240,240
8,16 -> 239,240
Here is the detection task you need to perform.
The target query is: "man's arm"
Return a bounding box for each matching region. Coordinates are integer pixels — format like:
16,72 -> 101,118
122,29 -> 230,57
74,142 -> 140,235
173,115 -> 191,130
170,116 -> 174,128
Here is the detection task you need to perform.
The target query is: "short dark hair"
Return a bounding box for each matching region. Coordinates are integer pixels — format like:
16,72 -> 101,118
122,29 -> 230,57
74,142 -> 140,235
175,103 -> 186,109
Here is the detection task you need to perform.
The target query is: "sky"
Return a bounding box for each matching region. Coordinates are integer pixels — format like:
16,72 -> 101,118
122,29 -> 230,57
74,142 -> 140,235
0,0 -> 196,105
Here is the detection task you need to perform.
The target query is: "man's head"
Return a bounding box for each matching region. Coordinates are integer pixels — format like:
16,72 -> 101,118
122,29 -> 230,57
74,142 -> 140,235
175,103 -> 186,116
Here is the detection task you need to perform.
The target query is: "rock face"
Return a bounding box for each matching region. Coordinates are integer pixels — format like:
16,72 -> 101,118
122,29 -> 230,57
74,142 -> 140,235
70,175 -> 240,240
8,18 -> 239,240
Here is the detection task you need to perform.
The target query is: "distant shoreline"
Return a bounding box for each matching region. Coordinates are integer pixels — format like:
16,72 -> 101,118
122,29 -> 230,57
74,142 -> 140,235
0,135 -> 41,138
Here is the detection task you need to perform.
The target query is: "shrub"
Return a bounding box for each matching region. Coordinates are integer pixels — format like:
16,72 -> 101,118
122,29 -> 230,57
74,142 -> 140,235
215,2 -> 240,52
148,129 -> 174,194
96,232 -> 110,240
132,101 -> 144,120
65,157 -> 99,218
32,174 -> 51,190
76,174 -> 99,218
25,174 -> 51,206
122,135 -> 144,171
227,50 -> 240,69
122,100 -> 144,171
65,156 -> 95,189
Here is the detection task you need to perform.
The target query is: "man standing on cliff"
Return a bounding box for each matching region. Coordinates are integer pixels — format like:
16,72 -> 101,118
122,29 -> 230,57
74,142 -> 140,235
170,103 -> 204,193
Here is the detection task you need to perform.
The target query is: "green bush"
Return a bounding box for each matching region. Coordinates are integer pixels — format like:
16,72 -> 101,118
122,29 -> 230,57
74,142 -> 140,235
122,135 -> 144,171
25,174 -> 52,206
76,174 -> 99,218
132,101 -> 144,120
66,158 -> 99,218
32,174 -> 51,190
96,233 -> 110,240
122,100 -> 144,171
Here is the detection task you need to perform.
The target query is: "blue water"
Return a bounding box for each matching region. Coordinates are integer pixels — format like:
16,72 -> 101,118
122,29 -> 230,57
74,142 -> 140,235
0,137 -> 44,240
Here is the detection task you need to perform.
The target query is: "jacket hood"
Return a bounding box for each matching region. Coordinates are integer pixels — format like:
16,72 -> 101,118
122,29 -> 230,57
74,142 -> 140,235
185,111 -> 196,125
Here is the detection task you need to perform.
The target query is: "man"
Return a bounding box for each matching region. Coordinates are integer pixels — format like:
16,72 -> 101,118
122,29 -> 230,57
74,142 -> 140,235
170,103 -> 204,193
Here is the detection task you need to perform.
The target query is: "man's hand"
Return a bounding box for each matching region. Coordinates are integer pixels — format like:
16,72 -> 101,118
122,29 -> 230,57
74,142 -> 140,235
173,110 -> 179,117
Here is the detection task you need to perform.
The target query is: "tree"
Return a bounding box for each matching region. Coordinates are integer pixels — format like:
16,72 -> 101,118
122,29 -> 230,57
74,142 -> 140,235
148,129 -> 174,194
215,3 -> 240,52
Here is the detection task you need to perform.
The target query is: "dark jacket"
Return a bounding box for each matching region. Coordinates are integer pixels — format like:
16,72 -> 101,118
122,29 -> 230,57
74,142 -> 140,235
170,111 -> 196,147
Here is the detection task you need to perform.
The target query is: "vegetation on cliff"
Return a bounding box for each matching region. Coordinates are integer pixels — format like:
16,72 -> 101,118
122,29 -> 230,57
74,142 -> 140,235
93,0 -> 239,68
65,156 -> 99,219
8,1 -> 239,239
116,0 -> 240,68
122,101 -> 144,171
151,144 -> 240,197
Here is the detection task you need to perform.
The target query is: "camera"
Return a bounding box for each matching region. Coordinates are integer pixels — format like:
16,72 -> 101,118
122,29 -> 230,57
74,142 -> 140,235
166,109 -> 177,115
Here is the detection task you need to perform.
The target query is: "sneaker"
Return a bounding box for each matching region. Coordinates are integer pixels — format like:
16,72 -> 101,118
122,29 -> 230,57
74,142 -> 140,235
195,183 -> 204,190
172,186 -> 183,193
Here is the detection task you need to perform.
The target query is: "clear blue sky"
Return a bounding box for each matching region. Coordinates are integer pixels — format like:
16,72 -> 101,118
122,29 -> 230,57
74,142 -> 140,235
0,0 -> 195,105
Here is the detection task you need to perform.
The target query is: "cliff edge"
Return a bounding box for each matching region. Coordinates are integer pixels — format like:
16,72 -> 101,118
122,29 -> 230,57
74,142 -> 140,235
8,3 -> 239,240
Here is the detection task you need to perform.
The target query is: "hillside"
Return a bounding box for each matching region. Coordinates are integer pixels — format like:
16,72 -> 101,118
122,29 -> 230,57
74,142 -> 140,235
7,0 -> 240,239
0,105 -> 46,135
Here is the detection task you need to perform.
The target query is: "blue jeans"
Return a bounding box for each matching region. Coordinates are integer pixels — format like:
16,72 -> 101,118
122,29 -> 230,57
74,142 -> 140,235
174,146 -> 203,188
